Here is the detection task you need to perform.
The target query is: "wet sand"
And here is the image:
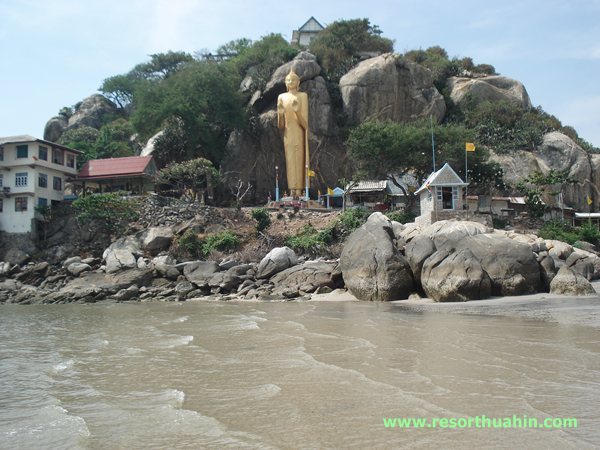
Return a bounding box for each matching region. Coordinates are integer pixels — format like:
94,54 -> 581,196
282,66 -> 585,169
311,284 -> 600,328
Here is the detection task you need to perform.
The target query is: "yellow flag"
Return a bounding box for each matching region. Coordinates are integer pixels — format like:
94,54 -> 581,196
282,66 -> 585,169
327,187 -> 334,195
587,196 -> 593,205
307,169 -> 316,177
466,142 -> 476,152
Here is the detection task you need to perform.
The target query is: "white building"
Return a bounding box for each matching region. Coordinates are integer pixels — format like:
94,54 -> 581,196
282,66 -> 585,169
415,163 -> 468,225
0,135 -> 82,234
291,17 -> 324,47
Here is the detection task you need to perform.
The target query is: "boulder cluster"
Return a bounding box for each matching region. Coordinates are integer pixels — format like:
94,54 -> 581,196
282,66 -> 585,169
1,211 -> 597,304
340,213 -> 598,302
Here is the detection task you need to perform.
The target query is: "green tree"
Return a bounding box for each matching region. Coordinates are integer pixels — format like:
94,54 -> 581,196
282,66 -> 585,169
58,126 -> 100,166
73,193 -> 139,234
155,158 -> 220,202
347,119 -> 476,190
309,18 -> 394,81
132,59 -> 246,166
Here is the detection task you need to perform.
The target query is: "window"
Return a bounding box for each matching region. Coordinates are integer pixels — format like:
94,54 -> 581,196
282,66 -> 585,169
0,174 -> 3,188
15,172 -> 28,187
16,145 -> 28,158
0,198 -> 3,212
38,198 -> 48,207
53,176 -> 62,191
39,146 -> 48,161
441,186 -> 454,210
15,197 -> 27,211
52,148 -> 63,165
38,173 -> 48,188
66,153 -> 75,168
0,147 -> 4,161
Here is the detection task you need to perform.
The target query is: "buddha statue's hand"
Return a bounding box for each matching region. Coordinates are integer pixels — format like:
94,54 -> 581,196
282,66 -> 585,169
291,98 -> 299,112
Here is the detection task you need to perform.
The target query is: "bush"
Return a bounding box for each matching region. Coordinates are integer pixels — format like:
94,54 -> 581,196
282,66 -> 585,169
538,220 -> 582,245
72,193 -> 139,234
251,207 -> 271,233
285,223 -> 335,255
338,208 -> 369,234
385,210 -> 416,224
175,229 -> 241,259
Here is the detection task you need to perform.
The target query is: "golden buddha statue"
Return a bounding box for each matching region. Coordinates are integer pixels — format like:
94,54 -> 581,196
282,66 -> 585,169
277,69 -> 309,198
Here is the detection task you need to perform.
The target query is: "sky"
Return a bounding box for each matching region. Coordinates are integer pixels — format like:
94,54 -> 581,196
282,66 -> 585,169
1,0 -> 599,147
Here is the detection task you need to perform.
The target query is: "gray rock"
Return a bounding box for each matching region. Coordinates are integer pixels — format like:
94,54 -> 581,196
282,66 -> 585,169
447,75 -> 532,109
565,252 -> 595,281
546,240 -> 574,260
270,261 -> 340,294
175,281 -> 194,298
141,227 -> 174,254
67,94 -> 118,130
114,285 -> 139,301
0,261 -> 12,277
340,212 -> 414,301
404,235 -> 436,283
43,115 -> 68,142
257,247 -> 298,279
421,220 -> 490,248
539,255 -> 557,291
262,51 -> 322,103
339,53 -> 446,125
451,234 -> 541,296
67,262 -> 92,277
421,247 -> 492,302
184,261 -> 221,287
63,256 -> 82,267
549,266 -> 596,296
103,236 -> 141,273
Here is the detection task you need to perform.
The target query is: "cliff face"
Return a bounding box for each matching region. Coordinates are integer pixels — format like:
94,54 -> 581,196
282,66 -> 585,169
220,52 -> 448,199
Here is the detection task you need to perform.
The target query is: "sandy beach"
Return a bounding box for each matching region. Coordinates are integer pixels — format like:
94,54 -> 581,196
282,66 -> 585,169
310,283 -> 600,328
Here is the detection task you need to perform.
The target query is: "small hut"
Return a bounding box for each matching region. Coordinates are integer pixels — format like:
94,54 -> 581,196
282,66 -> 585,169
415,163 -> 468,225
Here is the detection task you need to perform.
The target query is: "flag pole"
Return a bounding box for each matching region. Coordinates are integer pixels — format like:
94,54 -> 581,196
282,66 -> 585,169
430,115 -> 436,172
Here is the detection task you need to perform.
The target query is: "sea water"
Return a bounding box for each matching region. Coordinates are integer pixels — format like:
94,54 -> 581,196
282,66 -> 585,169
0,301 -> 598,449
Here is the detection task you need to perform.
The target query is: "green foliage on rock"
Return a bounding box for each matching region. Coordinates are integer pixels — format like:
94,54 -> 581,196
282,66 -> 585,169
385,210 -> 416,224
285,223 -> 335,254
309,18 -> 394,81
72,193 -> 139,234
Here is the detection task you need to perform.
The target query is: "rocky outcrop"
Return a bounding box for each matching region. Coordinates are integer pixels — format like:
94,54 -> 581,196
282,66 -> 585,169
270,261 -> 341,296
103,236 -> 141,273
339,53 -> 446,125
447,75 -> 532,109
404,235 -> 436,283
43,116 -> 68,142
67,94 -> 119,130
491,132 -> 593,211
340,213 -> 414,301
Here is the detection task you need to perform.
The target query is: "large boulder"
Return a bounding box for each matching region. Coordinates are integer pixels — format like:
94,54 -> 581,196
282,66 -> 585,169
339,53 -> 446,125
141,227 -> 174,255
404,235 -> 436,283
43,115 -> 68,142
67,94 -> 119,130
103,236 -> 141,274
257,247 -> 298,279
421,247 -> 492,302
340,213 -> 414,301
270,261 -> 341,295
421,220 -> 490,248
451,234 -> 542,296
183,261 -> 221,287
549,266 -> 596,296
447,75 -> 531,109
565,252 -> 595,280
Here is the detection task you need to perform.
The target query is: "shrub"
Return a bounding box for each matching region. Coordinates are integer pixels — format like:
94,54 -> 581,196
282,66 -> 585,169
285,223 -> 335,255
251,207 -> 271,233
538,220 -> 580,245
72,193 -> 139,234
338,208 -> 369,234
175,229 -> 241,259
385,210 -> 416,224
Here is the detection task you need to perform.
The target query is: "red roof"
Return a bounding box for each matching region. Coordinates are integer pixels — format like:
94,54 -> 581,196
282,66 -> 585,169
77,156 -> 154,180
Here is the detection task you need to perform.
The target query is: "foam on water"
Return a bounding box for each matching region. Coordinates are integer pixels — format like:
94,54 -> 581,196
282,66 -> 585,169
52,359 -> 75,374
1,405 -> 90,449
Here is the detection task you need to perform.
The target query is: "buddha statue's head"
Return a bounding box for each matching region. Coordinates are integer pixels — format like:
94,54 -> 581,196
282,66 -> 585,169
285,69 -> 300,91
